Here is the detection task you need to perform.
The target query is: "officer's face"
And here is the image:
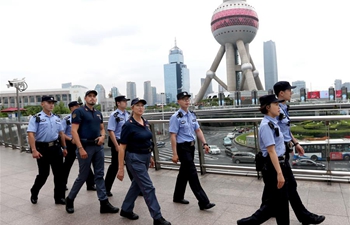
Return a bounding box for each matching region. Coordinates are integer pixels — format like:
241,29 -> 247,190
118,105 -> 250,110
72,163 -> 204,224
69,105 -> 80,113
177,97 -> 190,108
117,100 -> 127,109
85,94 -> 97,105
132,103 -> 144,115
280,89 -> 292,101
41,101 -> 55,112
267,102 -> 280,117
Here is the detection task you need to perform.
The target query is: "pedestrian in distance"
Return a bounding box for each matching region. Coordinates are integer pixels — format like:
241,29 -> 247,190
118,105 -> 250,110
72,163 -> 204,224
27,95 -> 67,205
237,94 -> 290,225
65,90 -> 119,214
117,98 -> 171,225
61,101 -> 96,192
169,91 -> 215,210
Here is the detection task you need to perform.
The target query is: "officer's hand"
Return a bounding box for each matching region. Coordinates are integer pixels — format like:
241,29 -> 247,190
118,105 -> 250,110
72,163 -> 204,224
71,139 -> 76,144
32,150 -> 42,159
63,149 -> 68,157
204,145 -> 210,154
117,169 -> 124,181
296,145 -> 305,156
172,154 -> 179,164
96,136 -> 105,146
150,157 -> 155,168
277,173 -> 285,189
79,148 -> 88,159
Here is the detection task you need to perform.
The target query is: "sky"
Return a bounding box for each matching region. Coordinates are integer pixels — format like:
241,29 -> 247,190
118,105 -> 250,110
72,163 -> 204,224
1,0 -> 349,98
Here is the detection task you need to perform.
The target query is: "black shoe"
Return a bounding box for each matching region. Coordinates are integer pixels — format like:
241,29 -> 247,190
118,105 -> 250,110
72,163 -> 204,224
153,217 -> 171,225
302,214 -> 325,225
86,185 -> 97,191
65,197 -> 74,214
100,199 -> 119,214
120,210 -> 139,220
237,216 -> 257,225
199,202 -> 215,210
138,192 -> 143,196
30,195 -> 38,204
173,199 -> 189,204
106,191 -> 113,197
55,198 -> 66,205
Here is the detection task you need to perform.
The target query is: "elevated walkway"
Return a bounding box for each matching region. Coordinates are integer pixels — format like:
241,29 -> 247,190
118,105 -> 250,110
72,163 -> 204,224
1,146 -> 349,225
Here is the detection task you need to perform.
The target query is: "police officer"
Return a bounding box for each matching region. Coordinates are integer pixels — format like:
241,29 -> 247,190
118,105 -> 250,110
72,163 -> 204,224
169,91 -> 215,210
274,81 -> 325,225
61,101 -> 96,191
117,98 -> 171,225
105,95 -> 131,197
65,90 -> 119,214
27,95 -> 67,205
237,94 -> 289,225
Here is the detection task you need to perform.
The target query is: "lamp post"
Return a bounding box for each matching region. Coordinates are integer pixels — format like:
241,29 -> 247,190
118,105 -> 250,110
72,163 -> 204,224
161,92 -> 165,136
7,78 -> 28,122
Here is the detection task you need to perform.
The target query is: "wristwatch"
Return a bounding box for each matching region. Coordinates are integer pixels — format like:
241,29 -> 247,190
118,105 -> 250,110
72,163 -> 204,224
203,143 -> 209,147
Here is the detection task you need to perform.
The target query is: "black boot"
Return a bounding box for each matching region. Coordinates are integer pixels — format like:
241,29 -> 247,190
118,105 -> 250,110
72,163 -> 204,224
153,217 -> 171,225
237,216 -> 259,225
65,197 -> 74,214
100,199 -> 119,214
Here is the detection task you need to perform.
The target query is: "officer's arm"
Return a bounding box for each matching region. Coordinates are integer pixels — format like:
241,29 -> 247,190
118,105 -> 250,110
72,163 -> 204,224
195,128 -> 207,145
59,131 -> 67,147
108,130 -> 119,150
27,132 -> 37,152
118,144 -> 126,170
71,123 -> 82,148
99,123 -> 106,142
170,133 -> 177,156
267,145 -> 285,189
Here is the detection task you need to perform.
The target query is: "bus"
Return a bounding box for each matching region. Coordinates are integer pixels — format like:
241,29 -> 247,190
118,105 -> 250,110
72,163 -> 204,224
294,139 -> 350,161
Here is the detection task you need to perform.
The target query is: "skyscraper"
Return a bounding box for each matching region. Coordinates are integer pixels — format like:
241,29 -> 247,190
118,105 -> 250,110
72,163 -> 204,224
201,78 -> 213,98
94,84 -> 106,104
292,80 -> 306,95
111,87 -> 119,99
152,87 -> 157,105
164,41 -> 190,103
263,40 -> 278,91
144,81 -> 152,105
334,79 -> 342,90
126,82 -> 136,100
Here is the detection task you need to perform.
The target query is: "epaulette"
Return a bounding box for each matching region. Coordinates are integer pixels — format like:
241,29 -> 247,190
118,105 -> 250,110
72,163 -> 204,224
113,111 -> 120,123
34,113 -> 41,123
190,110 -> 196,117
268,121 -> 279,137
177,111 -> 183,118
64,115 -> 71,125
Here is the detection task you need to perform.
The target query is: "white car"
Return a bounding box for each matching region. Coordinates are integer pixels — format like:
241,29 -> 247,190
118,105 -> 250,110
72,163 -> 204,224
208,145 -> 221,155
226,133 -> 235,139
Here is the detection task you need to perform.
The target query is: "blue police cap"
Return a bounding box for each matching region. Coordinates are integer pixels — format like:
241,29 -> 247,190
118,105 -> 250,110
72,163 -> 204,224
177,91 -> 191,100
115,95 -> 130,102
68,101 -> 83,108
273,81 -> 296,95
259,94 -> 284,106
41,95 -> 57,102
85,90 -> 98,97
131,98 -> 147,106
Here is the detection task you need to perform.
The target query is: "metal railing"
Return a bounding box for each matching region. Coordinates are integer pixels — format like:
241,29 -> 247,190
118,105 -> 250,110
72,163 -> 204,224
1,115 -> 350,183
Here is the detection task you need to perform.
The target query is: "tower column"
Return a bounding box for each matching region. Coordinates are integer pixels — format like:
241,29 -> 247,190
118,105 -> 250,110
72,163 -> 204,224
225,43 -> 236,91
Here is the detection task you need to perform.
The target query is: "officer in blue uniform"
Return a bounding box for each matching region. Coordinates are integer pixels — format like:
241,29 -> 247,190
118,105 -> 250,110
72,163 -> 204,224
105,95 -> 131,197
274,81 -> 325,225
117,98 -> 171,225
27,95 -> 67,205
65,90 -> 119,214
169,91 -> 215,210
237,94 -> 289,225
61,101 -> 95,191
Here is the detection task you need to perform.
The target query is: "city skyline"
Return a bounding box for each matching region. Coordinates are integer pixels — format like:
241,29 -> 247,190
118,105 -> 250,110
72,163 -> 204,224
1,0 -> 350,96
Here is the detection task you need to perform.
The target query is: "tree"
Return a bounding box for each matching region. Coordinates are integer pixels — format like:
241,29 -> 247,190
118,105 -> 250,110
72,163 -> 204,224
95,104 -> 101,111
77,96 -> 83,104
53,101 -> 70,115
22,105 -> 42,116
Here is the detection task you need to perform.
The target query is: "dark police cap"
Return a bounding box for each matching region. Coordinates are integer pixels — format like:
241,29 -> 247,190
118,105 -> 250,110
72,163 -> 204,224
85,90 -> 98,97
177,91 -> 191,100
259,94 -> 284,106
273,81 -> 296,95
68,101 -> 83,108
115,95 -> 130,102
41,95 -> 57,102
131,98 -> 147,106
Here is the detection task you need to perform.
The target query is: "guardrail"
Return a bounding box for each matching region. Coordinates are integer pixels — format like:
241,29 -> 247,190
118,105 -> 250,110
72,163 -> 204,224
1,115 -> 350,183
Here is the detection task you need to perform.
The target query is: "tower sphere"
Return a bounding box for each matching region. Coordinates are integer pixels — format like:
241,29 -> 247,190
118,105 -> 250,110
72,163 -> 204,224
211,0 -> 259,46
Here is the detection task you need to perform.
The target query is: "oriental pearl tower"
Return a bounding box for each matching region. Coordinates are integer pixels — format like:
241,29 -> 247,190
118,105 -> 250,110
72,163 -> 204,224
194,0 -> 264,103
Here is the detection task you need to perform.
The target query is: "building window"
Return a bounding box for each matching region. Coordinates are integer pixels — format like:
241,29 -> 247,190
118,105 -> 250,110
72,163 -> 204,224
36,95 -> 41,102
62,94 -> 67,101
56,95 -> 61,101
30,96 -> 35,103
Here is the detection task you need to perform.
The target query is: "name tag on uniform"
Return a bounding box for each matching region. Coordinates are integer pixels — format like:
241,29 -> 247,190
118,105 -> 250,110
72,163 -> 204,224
40,119 -> 46,122
181,120 -> 186,124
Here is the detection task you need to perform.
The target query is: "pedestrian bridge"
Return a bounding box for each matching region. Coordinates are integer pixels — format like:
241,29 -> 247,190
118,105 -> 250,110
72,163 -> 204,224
0,145 -> 349,225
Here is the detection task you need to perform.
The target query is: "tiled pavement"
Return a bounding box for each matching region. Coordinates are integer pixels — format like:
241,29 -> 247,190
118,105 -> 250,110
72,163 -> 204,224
1,146 -> 349,225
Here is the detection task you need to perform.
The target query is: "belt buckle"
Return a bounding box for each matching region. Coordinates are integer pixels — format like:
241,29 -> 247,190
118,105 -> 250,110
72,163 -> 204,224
48,142 -> 54,147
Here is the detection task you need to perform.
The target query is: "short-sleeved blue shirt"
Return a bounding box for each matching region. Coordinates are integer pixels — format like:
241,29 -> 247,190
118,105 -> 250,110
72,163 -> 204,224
107,109 -> 129,140
61,114 -> 72,138
259,115 -> 285,157
278,103 -> 292,142
71,105 -> 103,140
120,116 -> 152,152
27,110 -> 63,142
169,108 -> 199,143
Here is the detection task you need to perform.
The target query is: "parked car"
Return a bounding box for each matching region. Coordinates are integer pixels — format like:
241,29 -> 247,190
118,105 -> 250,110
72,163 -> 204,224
208,145 -> 221,155
226,133 -> 235,139
292,159 -> 326,170
225,146 -> 238,157
232,152 -> 256,164
223,137 -> 232,146
156,141 -> 165,148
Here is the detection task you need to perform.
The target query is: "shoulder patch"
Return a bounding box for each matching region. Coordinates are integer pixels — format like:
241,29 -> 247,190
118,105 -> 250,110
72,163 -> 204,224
72,113 -> 76,119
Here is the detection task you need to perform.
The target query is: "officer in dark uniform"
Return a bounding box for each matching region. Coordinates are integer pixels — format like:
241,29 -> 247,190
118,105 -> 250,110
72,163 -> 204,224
274,81 -> 325,225
105,95 -> 131,197
27,95 -> 67,205
169,91 -> 215,210
237,94 -> 289,225
117,98 -> 171,225
61,101 -> 96,191
65,90 -> 119,214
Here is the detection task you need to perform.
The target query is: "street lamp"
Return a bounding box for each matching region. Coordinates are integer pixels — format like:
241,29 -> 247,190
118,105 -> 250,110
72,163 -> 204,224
161,92 -> 165,136
7,78 -> 28,122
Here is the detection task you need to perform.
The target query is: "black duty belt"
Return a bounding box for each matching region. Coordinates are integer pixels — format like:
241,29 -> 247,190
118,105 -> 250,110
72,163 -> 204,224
81,139 -> 99,146
264,155 -> 286,164
35,140 -> 59,148
177,141 -> 195,146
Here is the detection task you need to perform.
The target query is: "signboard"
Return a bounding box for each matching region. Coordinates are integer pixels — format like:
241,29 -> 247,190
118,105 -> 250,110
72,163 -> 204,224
307,91 -> 320,99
